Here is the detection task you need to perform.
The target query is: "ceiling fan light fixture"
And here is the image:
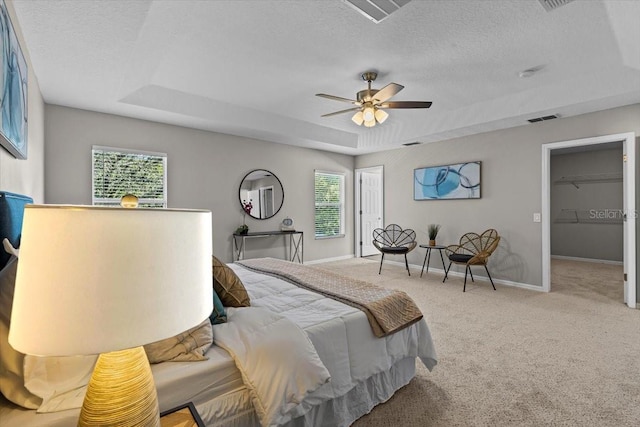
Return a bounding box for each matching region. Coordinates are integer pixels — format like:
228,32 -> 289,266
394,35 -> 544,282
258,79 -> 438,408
352,111 -> 364,125
363,106 -> 375,122
374,108 -> 389,124
316,71 -> 432,127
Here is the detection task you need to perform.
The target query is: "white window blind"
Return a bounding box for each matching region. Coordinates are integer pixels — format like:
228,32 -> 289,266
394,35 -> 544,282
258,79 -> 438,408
92,146 -> 167,208
314,171 -> 345,238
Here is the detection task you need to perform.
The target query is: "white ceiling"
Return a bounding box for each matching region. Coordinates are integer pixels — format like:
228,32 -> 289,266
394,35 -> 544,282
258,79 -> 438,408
12,0 -> 640,155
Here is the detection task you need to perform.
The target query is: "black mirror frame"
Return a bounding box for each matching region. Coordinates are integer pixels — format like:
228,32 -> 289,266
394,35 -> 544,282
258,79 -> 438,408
238,169 -> 284,220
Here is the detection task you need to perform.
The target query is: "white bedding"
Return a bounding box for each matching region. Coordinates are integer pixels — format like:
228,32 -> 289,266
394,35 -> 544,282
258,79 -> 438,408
152,345 -> 243,410
213,307 -> 330,427
0,262 -> 437,427
229,263 -> 437,420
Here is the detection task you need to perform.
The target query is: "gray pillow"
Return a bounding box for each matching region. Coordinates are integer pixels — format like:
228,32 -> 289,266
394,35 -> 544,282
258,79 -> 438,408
0,256 -> 39,408
212,256 -> 250,307
143,319 -> 213,363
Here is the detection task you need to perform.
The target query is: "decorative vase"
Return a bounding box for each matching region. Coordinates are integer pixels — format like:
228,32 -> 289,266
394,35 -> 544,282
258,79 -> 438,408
429,239 -> 436,246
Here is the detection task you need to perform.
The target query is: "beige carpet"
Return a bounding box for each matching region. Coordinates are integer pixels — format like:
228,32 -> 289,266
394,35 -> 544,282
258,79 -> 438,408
313,257 -> 639,427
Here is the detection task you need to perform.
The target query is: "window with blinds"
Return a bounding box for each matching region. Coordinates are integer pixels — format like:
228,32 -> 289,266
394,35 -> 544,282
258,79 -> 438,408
314,171 -> 345,239
92,146 -> 167,208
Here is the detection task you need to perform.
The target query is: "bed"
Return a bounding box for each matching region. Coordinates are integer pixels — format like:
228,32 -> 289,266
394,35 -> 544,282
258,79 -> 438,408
0,191 -> 437,426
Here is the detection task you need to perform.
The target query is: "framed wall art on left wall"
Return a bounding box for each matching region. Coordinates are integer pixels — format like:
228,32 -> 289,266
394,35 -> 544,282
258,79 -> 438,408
0,0 -> 28,159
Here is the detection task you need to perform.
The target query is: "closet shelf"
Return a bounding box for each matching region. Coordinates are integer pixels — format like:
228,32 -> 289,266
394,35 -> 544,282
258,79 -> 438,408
554,173 -> 622,189
554,209 -> 623,224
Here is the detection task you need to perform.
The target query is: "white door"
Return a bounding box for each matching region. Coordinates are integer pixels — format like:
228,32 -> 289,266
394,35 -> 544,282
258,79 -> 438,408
360,169 -> 383,256
260,186 -> 274,218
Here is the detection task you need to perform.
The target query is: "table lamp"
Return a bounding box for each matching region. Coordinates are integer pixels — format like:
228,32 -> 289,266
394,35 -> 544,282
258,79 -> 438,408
8,205 -> 213,426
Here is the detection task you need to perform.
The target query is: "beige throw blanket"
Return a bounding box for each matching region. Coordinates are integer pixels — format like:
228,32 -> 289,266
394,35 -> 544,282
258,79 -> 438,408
236,258 -> 423,338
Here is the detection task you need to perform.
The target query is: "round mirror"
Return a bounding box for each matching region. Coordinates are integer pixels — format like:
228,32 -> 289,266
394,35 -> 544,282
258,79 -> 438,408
239,169 -> 284,220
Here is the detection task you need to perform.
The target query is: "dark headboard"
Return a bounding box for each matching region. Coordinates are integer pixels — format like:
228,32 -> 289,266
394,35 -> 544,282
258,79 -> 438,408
0,191 -> 33,269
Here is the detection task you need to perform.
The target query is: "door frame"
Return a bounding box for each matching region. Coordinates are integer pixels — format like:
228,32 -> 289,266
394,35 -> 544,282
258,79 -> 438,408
541,132 -> 636,308
355,166 -> 384,257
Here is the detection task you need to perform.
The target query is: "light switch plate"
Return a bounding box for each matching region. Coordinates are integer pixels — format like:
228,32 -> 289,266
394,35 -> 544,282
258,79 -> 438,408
533,213 -> 541,223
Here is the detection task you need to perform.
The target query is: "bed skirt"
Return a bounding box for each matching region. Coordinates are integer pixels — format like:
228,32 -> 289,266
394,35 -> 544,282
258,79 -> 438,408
197,356 -> 417,427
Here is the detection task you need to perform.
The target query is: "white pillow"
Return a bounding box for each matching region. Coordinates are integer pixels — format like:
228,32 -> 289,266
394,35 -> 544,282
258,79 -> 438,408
0,255 -> 98,413
25,354 -> 97,413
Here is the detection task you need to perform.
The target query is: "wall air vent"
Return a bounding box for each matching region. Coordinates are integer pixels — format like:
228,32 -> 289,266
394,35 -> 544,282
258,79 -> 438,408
528,114 -> 560,123
402,141 -> 422,146
343,0 -> 412,23
538,0 -> 575,12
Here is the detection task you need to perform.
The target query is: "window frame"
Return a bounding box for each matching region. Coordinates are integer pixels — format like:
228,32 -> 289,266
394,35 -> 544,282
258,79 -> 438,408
91,145 -> 168,208
314,170 -> 345,239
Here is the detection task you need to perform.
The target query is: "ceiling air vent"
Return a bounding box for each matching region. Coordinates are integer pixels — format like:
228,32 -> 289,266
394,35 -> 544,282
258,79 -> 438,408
343,0 -> 412,23
402,141 -> 422,146
538,0 -> 575,12
528,114 -> 560,123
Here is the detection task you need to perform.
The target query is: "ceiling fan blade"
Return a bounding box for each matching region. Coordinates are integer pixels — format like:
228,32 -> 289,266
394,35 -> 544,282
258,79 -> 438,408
379,101 -> 432,109
316,93 -> 360,105
321,107 -> 361,117
372,83 -> 404,104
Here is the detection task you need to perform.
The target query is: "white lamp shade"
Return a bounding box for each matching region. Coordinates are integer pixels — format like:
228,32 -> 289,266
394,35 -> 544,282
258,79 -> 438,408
374,108 -> 389,124
9,205 -> 213,356
351,111 -> 364,125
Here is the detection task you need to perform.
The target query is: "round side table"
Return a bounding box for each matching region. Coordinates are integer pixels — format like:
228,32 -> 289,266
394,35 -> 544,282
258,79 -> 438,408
419,244 -> 447,277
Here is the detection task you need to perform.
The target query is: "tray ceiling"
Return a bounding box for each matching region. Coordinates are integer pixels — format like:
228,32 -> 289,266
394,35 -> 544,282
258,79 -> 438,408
12,0 -> 640,154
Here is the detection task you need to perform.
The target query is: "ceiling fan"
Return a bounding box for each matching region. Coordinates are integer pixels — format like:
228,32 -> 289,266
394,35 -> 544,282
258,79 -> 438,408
316,71 -> 432,128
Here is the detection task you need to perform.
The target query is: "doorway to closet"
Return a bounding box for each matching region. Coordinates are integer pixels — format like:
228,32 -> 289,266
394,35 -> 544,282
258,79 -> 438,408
542,132 -> 636,308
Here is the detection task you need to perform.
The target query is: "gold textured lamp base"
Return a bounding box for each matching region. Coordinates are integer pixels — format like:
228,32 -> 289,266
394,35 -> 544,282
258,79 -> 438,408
78,346 -> 159,427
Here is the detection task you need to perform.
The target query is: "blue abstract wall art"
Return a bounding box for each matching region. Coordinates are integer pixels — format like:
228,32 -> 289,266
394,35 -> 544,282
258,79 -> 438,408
0,0 -> 28,159
414,162 -> 481,200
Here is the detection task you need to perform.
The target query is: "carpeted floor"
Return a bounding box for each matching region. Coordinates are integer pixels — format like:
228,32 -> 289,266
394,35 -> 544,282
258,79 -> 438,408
313,257 -> 639,427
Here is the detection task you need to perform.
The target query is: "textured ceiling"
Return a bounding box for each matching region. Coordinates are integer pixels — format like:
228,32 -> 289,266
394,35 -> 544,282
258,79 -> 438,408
12,0 -> 640,155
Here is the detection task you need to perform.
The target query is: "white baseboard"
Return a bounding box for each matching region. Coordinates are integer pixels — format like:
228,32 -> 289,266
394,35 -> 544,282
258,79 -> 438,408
383,260 -> 545,292
306,254 -> 355,265
311,256 -> 544,292
551,255 -> 623,265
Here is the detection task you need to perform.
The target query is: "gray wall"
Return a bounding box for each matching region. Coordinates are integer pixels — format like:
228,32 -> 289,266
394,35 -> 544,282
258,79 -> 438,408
0,1 -> 45,202
355,104 -> 640,289
35,101 -> 640,300
550,147 -> 623,262
44,105 -> 354,263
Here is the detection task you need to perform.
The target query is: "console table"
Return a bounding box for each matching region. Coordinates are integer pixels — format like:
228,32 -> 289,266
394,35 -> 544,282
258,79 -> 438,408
233,230 -> 303,263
